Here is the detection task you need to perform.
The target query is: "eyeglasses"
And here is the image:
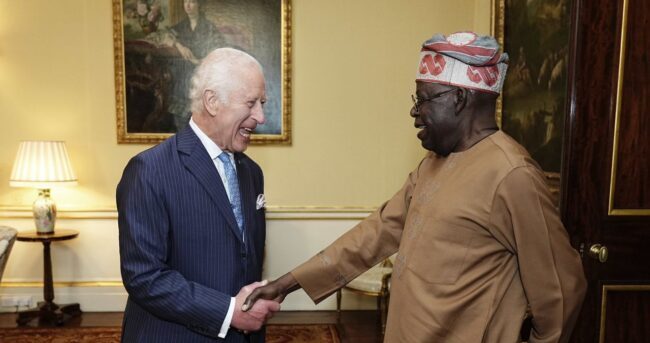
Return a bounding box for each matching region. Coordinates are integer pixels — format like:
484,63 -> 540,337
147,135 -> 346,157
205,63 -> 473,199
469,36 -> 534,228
411,88 -> 457,113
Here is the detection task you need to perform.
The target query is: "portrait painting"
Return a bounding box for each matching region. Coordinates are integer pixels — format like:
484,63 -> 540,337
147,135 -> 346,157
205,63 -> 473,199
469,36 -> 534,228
493,0 -> 570,174
112,0 -> 292,144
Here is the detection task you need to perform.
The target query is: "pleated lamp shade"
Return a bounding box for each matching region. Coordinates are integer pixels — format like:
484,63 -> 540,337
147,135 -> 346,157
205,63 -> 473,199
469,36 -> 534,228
10,141 -> 77,189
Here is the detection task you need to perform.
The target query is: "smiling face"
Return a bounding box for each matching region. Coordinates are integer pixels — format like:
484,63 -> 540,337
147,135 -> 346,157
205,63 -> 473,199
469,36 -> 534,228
410,81 -> 463,156
209,66 -> 266,153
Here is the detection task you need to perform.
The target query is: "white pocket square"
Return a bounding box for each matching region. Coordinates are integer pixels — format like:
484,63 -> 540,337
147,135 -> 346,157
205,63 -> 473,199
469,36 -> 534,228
256,194 -> 266,210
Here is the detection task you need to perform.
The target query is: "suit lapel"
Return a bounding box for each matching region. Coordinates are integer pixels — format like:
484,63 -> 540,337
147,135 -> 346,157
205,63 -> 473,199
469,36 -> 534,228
176,127 -> 243,241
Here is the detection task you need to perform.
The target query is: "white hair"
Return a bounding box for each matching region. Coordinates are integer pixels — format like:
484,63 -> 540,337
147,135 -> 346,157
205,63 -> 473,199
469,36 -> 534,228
188,48 -> 263,114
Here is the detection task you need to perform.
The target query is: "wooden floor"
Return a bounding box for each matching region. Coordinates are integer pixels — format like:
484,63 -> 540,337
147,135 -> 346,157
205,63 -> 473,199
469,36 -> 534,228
0,310 -> 383,343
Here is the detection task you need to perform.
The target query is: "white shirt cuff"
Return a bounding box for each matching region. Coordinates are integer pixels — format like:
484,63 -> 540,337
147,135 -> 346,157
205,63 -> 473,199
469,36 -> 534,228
218,297 -> 236,338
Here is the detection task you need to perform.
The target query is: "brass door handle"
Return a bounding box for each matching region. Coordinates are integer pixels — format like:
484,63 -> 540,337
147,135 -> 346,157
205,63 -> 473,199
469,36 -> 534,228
588,244 -> 608,263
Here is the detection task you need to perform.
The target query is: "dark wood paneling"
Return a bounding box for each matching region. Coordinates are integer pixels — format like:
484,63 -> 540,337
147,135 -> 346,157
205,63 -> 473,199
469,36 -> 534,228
601,223 -> 650,280
563,0 -> 650,342
603,289 -> 650,343
612,0 -> 650,210
562,0 -> 619,225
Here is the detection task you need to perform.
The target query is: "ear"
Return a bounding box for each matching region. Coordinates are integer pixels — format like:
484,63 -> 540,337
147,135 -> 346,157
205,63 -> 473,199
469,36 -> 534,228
454,88 -> 468,115
203,89 -> 220,117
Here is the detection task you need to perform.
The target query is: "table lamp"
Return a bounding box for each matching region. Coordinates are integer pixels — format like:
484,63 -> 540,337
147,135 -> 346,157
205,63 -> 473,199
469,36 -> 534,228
9,141 -> 77,234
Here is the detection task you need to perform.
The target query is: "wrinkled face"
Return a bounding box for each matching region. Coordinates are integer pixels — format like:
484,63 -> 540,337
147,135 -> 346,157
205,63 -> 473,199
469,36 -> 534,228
410,81 -> 462,156
211,66 -> 266,153
184,0 -> 199,17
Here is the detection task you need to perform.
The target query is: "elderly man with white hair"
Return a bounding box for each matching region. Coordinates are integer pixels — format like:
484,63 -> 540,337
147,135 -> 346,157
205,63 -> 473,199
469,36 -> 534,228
118,48 -> 279,343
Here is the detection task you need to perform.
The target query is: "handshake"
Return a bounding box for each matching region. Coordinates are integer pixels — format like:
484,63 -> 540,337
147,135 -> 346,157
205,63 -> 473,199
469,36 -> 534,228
232,273 -> 298,332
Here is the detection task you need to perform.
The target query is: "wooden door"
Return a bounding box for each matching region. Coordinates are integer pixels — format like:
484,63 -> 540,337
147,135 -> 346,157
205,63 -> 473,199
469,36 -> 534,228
562,0 -> 650,342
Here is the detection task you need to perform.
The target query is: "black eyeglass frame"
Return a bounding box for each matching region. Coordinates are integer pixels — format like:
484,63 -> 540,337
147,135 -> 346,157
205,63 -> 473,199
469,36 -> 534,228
411,88 -> 457,113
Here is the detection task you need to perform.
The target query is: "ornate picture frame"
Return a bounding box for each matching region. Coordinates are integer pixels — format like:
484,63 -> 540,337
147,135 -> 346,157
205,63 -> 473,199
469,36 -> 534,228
492,0 -> 571,201
112,0 -> 292,144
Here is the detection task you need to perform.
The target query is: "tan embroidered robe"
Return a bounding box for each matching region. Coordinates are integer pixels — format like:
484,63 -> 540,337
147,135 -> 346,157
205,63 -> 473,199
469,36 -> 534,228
292,131 -> 586,343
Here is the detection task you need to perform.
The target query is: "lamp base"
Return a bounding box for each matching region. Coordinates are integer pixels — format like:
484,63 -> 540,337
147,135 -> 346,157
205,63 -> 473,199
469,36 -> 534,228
33,189 -> 56,234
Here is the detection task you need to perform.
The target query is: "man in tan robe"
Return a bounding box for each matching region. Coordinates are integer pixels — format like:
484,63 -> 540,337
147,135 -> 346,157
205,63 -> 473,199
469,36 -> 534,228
244,32 -> 587,343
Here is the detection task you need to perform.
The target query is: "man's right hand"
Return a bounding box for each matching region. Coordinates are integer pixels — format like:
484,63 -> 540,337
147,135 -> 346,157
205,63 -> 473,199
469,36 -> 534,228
242,273 -> 301,312
231,281 -> 281,332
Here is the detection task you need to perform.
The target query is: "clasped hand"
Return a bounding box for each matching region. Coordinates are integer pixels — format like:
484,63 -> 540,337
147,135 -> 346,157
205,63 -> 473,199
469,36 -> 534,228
231,280 -> 281,332
241,273 -> 299,314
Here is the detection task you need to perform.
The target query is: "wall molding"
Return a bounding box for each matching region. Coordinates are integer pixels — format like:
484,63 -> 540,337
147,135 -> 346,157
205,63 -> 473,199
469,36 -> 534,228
0,285 -> 129,312
0,281 -> 123,288
0,207 -> 376,312
0,283 -> 373,312
0,206 -> 376,220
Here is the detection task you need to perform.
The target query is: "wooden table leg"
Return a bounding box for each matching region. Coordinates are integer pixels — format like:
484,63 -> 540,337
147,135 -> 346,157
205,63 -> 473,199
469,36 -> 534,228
16,241 -> 82,326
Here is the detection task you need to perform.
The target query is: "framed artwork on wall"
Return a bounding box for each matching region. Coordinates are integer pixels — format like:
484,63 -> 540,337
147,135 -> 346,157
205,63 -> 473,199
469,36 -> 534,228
112,0 -> 292,144
492,0 -> 571,200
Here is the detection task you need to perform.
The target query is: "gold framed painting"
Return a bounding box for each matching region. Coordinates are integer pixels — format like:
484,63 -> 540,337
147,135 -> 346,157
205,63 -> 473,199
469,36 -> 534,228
112,0 -> 292,144
492,0 -> 571,201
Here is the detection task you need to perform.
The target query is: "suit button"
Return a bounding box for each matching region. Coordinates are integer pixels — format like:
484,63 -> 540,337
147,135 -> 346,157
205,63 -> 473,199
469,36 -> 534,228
241,252 -> 247,258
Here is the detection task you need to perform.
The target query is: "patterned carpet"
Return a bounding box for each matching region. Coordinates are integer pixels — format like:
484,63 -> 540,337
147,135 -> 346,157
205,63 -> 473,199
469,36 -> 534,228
0,324 -> 340,343
267,324 -> 340,343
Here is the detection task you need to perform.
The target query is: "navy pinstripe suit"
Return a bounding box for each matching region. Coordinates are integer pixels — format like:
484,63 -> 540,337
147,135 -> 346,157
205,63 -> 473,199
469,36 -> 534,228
117,126 -> 266,342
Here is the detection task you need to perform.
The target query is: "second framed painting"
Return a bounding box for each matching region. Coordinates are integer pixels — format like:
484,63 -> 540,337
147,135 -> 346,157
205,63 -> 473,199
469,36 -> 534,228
492,0 -> 570,175
112,0 -> 292,144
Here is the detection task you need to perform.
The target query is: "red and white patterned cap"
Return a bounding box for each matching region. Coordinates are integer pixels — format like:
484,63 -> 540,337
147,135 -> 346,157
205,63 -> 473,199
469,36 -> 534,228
415,32 -> 509,94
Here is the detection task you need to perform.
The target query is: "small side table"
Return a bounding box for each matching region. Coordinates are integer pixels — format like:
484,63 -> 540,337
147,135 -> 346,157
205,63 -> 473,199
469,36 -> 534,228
15,229 -> 82,326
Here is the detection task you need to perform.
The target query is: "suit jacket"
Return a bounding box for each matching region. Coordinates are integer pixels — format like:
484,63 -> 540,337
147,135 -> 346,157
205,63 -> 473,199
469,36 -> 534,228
117,126 -> 266,342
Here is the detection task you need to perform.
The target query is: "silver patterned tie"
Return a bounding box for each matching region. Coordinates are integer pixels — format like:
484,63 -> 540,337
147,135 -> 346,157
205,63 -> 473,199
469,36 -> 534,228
218,153 -> 244,233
